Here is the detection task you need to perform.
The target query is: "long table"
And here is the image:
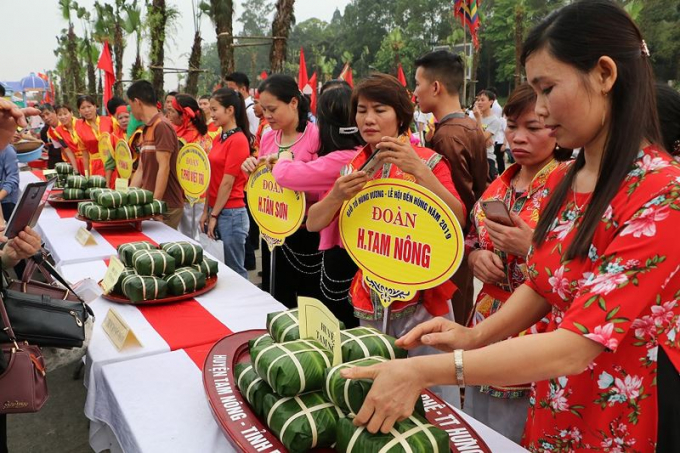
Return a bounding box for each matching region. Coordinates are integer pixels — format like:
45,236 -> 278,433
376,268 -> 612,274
17,170 -> 528,453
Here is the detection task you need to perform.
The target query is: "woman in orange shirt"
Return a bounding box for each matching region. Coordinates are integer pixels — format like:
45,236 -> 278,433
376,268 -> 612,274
74,95 -> 114,177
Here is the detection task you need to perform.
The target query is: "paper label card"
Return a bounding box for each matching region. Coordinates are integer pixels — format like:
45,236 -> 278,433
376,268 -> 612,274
42,169 -> 57,178
298,296 -> 342,366
99,256 -> 125,295
115,178 -> 129,192
75,226 -> 97,246
102,308 -> 142,351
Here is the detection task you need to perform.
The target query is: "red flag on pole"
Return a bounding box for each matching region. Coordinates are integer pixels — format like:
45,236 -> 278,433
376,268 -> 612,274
397,63 -> 407,87
298,47 -> 309,91
97,40 -> 116,111
259,70 -> 268,80
338,63 -> 354,88
308,72 -> 318,115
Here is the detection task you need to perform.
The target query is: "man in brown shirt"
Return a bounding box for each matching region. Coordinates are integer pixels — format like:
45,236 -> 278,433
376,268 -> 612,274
127,80 -> 184,229
414,50 -> 489,325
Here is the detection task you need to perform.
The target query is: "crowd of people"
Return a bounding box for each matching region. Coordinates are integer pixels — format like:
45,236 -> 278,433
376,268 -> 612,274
1,0 -> 680,451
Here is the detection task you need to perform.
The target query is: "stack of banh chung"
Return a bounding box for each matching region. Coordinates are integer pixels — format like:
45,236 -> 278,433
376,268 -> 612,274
112,241 -> 219,302
61,174 -> 107,200
235,309 -> 449,452
77,188 -> 167,221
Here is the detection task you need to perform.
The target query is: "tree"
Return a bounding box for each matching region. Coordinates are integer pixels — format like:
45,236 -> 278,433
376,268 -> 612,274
270,0 -> 296,73
148,0 -> 169,100
123,0 -> 145,81
76,7 -> 97,96
112,0 -> 128,96
235,0 -> 274,83
58,0 -> 85,106
202,0 -> 235,80
185,0 -> 204,96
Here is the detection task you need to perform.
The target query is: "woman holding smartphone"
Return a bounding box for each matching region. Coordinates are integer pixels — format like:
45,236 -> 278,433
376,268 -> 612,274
463,83 -> 571,442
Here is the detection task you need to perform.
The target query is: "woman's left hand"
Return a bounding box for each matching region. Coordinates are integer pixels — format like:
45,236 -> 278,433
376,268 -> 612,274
1,226 -> 42,263
376,136 -> 428,179
340,359 -> 424,434
207,216 -> 218,240
484,212 -> 534,257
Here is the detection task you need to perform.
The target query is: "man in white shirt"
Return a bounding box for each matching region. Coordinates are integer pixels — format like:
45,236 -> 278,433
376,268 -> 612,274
225,72 -> 259,137
487,87 -> 507,173
473,90 -> 503,179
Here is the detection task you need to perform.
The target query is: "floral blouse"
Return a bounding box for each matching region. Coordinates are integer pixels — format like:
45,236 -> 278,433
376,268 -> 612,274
523,146 -> 680,452
465,160 -> 561,398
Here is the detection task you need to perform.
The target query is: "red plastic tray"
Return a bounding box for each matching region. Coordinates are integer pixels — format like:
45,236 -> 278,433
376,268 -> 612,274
203,330 -> 491,453
47,195 -> 89,208
75,214 -> 153,231
101,275 -> 218,305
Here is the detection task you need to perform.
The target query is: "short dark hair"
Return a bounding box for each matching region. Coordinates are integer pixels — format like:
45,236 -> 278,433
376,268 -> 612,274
226,72 -> 250,90
199,94 -> 211,101
106,97 -> 127,116
55,104 -> 72,113
166,91 -> 178,98
258,74 -> 310,133
320,79 -> 351,95
656,83 -> 680,156
504,83 -> 572,161
39,103 -> 55,113
76,95 -> 98,109
414,50 -> 465,96
476,89 -> 496,102
351,73 -> 414,136
127,80 -> 157,106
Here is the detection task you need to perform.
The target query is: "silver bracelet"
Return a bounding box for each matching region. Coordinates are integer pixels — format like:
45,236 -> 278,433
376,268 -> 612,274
454,349 -> 465,387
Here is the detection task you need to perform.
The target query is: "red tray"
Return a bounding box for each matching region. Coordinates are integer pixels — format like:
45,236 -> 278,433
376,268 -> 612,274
203,330 -> 491,453
75,214 -> 153,231
101,275 -> 218,305
47,195 -> 89,208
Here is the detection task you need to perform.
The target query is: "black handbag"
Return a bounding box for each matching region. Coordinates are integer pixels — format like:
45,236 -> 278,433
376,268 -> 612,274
0,249 -> 94,349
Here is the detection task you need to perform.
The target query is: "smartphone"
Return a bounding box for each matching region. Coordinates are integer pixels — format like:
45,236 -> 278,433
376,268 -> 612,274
5,177 -> 57,239
358,148 -> 382,175
481,199 -> 514,227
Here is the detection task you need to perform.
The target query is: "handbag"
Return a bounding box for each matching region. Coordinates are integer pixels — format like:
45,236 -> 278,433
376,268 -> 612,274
0,249 -> 94,349
0,292 -> 49,414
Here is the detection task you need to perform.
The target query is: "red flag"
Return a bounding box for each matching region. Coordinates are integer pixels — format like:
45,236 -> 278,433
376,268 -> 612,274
308,72 -> 318,115
338,63 -> 354,88
397,63 -> 407,87
259,70 -> 268,80
298,47 -> 309,91
97,41 -> 116,110
37,72 -> 53,103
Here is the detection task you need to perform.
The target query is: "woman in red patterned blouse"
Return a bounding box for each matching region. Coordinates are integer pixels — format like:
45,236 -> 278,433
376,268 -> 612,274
463,83 -> 571,443
341,2 -> 680,451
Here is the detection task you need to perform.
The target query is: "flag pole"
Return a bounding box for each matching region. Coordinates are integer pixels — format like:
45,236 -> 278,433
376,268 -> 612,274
463,23 -> 468,108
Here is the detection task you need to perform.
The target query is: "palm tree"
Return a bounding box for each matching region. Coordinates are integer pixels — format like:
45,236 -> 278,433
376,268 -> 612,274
270,0 -> 295,73
112,0 -> 129,96
148,0 -> 169,100
77,8 -> 98,96
201,0 -> 234,80
123,0 -> 145,80
58,0 -> 85,105
185,0 -> 204,96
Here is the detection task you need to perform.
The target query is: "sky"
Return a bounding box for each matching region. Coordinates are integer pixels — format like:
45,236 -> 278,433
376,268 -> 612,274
1,0 -> 351,89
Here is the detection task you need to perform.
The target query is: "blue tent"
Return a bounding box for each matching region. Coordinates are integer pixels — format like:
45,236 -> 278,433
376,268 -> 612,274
20,73 -> 47,91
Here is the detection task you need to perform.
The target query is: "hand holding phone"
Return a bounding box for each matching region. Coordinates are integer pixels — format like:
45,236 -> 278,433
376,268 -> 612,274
481,200 -> 514,227
4,177 -> 56,239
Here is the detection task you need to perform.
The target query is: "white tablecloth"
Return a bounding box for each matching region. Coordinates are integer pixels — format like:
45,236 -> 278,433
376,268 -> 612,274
90,347 -> 527,453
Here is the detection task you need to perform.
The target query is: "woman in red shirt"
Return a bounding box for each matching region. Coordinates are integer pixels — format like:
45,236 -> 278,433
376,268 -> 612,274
55,104 -> 83,173
74,95 -> 114,177
200,88 -> 252,278
340,2 -> 680,451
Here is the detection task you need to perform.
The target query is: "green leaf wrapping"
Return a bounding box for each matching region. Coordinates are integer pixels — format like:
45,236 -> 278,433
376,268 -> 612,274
250,335 -> 333,397
234,362 -> 276,418
335,414 -> 449,453
267,309 -> 346,343
85,205 -> 117,221
263,391 -> 344,453
160,241 -> 203,267
121,275 -> 168,302
324,357 -> 425,417
131,249 -> 176,277
66,175 -> 88,189
115,267 -> 138,293
77,201 -> 95,217
143,200 -> 168,216
87,175 -> 107,188
62,188 -> 85,200
90,188 -> 113,201
340,327 -> 407,362
118,241 -> 158,267
55,163 -> 74,175
116,205 -> 144,220
191,257 -> 219,278
96,190 -> 129,208
164,267 -> 206,296
127,188 -> 154,206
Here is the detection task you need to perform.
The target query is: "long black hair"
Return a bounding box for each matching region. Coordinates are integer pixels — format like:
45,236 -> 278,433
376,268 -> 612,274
526,0 -> 661,260
174,94 -> 208,136
316,86 -> 363,156
656,83 -> 680,157
211,88 -> 253,145
258,74 -> 310,133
